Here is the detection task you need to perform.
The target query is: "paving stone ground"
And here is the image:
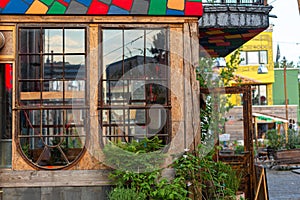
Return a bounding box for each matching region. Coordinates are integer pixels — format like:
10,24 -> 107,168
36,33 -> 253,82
266,168 -> 300,200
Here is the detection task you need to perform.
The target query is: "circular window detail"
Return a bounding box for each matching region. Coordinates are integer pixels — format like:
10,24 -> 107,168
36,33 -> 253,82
18,109 -> 87,170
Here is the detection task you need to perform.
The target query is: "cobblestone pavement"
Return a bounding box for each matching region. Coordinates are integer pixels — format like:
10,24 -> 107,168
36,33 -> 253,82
267,169 -> 300,200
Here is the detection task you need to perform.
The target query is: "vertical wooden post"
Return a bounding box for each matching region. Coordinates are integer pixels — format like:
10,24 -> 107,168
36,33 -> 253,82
283,57 -> 289,144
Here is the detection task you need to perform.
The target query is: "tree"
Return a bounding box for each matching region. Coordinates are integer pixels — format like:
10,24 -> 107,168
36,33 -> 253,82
197,50 -> 241,143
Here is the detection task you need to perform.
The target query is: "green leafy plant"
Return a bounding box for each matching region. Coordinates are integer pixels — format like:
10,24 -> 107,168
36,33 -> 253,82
106,139 -> 242,200
286,129 -> 300,149
198,50 -> 241,143
172,145 -> 242,200
234,145 -> 244,154
107,186 -> 146,200
265,129 -> 285,150
105,136 -> 190,200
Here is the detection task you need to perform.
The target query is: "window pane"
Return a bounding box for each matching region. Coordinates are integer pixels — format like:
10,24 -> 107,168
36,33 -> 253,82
130,80 -> 145,102
102,30 -> 123,73
20,108 -> 86,167
259,51 -> 268,64
240,51 -> 246,65
20,81 -> 41,92
146,29 -> 167,65
247,51 -> 259,65
19,29 -> 41,54
65,29 -> 85,53
44,55 -> 63,79
124,29 -> 144,58
146,82 -> 167,104
44,29 -> 63,54
123,57 -> 145,79
20,55 -> 41,79
65,55 -> 85,80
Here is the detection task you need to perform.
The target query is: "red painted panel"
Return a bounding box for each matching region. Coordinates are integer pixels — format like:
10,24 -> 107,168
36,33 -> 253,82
112,0 -> 133,10
0,0 -> 10,9
87,0 -> 109,14
185,2 -> 202,16
5,64 -> 12,90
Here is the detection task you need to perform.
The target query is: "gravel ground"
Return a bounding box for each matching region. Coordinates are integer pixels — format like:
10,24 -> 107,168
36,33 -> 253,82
267,168 -> 300,200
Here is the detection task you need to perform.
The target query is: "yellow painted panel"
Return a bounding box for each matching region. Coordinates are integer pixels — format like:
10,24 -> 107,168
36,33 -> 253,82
167,0 -> 185,10
208,39 -> 224,43
267,84 -> 273,105
26,0 -> 48,14
206,30 -> 224,35
224,34 -> 242,39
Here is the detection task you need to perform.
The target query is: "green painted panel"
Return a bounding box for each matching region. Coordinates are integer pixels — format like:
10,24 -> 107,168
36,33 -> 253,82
148,0 -> 167,15
40,0 -> 54,6
47,2 -> 66,14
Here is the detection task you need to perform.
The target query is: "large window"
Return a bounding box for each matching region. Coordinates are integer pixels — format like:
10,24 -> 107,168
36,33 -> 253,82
100,27 -> 171,145
252,85 -> 267,105
17,27 -> 87,169
240,50 -> 268,65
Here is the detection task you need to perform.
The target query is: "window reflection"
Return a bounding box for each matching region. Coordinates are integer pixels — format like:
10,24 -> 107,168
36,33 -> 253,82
18,27 -> 87,169
20,29 -> 42,54
44,29 -> 63,54
65,29 -> 85,53
101,28 -> 170,144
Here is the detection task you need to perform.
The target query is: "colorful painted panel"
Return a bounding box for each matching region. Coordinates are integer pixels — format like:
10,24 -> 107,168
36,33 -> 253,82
199,27 -> 266,57
0,0 -> 202,16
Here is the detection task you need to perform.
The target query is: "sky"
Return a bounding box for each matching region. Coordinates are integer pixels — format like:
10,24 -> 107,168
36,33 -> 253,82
269,0 -> 300,66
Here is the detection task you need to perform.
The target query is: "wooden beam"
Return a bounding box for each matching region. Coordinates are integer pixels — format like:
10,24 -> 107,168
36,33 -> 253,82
0,170 -> 112,188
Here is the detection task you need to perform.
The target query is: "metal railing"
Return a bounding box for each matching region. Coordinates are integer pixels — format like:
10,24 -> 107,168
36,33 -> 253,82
202,0 -> 268,6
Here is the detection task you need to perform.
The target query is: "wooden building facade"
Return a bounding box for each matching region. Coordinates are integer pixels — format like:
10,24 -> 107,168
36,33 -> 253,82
0,1 -> 202,199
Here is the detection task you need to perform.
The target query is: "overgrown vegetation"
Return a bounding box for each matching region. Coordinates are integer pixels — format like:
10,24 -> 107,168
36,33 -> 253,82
266,129 -> 300,150
106,50 -> 244,199
105,137 -> 242,200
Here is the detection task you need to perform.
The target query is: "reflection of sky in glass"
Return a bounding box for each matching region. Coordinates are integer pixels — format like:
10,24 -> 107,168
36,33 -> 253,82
103,30 -> 122,68
45,29 -> 63,53
103,29 -> 166,67
124,29 -> 144,59
65,29 -> 85,53
44,29 -> 85,65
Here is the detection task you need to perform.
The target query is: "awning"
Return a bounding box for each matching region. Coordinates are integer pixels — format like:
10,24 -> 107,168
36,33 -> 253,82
252,112 -> 288,123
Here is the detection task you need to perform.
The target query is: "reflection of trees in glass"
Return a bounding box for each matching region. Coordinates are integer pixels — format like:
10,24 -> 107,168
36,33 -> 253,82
101,28 -> 170,144
148,30 -> 167,64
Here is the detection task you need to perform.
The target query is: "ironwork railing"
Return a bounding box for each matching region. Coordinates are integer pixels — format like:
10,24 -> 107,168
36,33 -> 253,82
202,0 -> 267,6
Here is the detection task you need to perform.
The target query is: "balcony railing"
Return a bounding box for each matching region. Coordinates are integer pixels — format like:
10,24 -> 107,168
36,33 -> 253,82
202,0 -> 268,6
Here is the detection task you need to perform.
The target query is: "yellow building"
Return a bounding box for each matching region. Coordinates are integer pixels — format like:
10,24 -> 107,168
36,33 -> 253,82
226,25 -> 274,106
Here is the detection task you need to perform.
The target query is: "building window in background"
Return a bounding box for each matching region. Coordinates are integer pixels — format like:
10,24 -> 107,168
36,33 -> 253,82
252,84 -> 267,105
240,50 -> 268,65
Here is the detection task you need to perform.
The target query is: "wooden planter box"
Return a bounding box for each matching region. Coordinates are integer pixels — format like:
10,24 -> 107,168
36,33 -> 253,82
274,149 -> 300,164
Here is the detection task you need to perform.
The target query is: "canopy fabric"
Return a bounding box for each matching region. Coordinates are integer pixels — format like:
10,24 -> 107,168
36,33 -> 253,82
252,112 -> 288,123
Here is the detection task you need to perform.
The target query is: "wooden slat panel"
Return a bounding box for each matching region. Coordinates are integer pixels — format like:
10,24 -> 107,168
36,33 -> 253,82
0,170 -> 112,187
20,91 -> 85,100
